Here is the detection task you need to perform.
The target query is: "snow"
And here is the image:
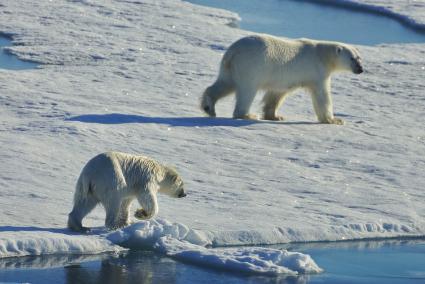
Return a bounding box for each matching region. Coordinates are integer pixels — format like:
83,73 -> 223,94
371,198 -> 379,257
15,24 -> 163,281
107,219 -> 322,275
156,236 -> 322,275
0,229 -> 121,258
0,0 -> 424,275
106,218 -> 211,248
0,219 -> 322,275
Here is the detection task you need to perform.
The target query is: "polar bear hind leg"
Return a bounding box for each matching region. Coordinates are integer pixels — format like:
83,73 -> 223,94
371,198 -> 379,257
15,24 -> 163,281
68,178 -> 99,232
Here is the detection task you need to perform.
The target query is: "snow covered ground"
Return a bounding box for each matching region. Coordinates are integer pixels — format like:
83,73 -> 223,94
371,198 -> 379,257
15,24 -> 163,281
0,0 -> 424,275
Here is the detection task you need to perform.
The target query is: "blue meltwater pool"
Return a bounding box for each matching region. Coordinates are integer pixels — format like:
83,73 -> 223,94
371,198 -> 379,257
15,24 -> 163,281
187,0 -> 425,45
0,36 -> 38,70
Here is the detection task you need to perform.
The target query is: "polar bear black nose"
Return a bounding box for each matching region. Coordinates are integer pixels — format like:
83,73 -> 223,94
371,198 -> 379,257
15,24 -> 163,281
178,191 -> 187,198
354,63 -> 363,74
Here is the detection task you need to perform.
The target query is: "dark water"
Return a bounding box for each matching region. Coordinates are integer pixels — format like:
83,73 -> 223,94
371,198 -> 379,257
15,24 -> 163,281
0,239 -> 424,284
187,0 -> 425,45
0,36 -> 38,70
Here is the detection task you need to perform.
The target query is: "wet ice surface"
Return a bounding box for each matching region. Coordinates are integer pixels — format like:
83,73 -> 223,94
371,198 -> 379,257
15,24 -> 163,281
0,239 -> 423,284
187,0 -> 425,45
0,36 -> 38,70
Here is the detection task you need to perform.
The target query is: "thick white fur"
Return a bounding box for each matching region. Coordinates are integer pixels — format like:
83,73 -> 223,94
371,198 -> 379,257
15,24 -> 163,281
201,34 -> 363,124
68,152 -> 185,232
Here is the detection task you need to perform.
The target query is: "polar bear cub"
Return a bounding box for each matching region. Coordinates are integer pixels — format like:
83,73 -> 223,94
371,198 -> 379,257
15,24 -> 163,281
68,152 -> 186,232
201,34 -> 363,124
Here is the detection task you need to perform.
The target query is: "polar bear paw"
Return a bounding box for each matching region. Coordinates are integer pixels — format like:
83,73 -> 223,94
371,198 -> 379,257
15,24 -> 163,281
330,117 -> 345,125
234,113 -> 259,120
68,215 -> 91,233
264,114 -> 285,121
321,117 -> 345,125
134,208 -> 149,220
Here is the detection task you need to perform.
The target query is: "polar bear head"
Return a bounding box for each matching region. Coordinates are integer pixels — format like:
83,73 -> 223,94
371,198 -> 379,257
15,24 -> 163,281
159,166 -> 187,198
334,44 -> 363,74
201,91 -> 216,117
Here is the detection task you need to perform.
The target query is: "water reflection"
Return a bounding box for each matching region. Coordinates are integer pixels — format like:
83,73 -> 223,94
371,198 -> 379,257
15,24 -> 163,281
0,254 -> 102,270
0,250 -> 310,284
62,251 -> 308,284
0,240 -> 424,284
64,251 -> 177,284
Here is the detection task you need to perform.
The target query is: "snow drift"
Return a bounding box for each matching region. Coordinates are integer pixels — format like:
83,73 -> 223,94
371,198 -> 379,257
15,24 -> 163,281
109,219 -> 323,275
0,230 -> 121,258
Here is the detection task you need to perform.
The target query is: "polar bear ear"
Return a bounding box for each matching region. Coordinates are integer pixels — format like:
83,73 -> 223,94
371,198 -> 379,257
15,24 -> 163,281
164,165 -> 179,183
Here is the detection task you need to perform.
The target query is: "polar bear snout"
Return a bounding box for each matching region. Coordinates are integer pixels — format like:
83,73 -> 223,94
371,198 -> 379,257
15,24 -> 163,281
354,62 -> 363,74
350,56 -> 363,74
177,186 -> 187,198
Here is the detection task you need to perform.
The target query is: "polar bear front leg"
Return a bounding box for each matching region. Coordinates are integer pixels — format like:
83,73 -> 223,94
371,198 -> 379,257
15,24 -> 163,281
104,201 -> 121,230
310,80 -> 344,125
263,91 -> 287,121
115,198 -> 132,228
233,85 -> 259,120
135,189 -> 159,220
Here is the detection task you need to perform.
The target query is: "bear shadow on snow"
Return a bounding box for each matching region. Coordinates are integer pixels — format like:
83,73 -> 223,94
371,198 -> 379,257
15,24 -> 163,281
66,113 -> 258,127
66,113 -> 316,127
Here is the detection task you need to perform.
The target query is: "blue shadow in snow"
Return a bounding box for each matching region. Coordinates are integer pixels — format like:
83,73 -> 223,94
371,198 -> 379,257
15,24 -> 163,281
0,226 -> 69,234
66,113 -> 263,127
0,225 -> 108,236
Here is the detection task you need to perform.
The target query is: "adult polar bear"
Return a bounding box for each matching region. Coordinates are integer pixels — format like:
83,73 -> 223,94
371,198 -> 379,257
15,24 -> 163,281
68,152 -> 186,232
201,35 -> 363,124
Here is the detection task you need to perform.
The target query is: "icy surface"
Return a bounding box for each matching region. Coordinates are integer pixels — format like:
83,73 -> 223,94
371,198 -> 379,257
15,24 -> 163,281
107,219 -> 322,275
156,236 -> 322,275
0,0 -> 424,264
0,219 -> 323,275
0,230 -> 121,258
106,218 -> 211,248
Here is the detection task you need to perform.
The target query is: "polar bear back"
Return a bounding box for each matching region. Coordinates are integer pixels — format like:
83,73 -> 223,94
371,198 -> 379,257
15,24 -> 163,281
80,152 -> 164,195
223,35 -> 341,91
